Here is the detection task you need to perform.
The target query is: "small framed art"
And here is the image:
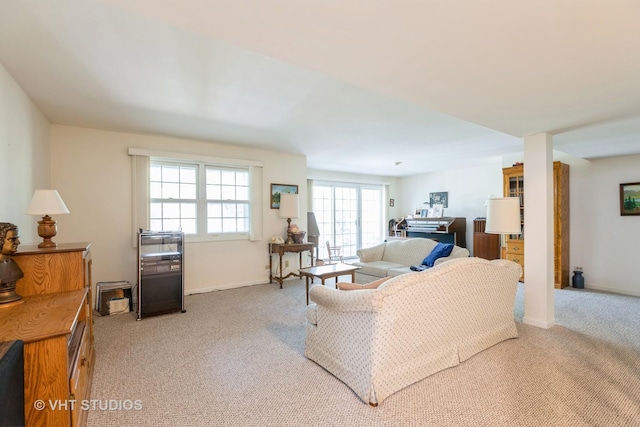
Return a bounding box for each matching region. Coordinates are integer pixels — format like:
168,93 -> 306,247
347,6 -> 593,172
620,182 -> 640,216
271,184 -> 298,209
429,192 -> 448,208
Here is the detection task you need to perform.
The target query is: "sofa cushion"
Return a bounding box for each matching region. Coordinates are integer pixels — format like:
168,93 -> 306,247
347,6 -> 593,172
337,276 -> 391,290
422,243 -> 454,267
387,266 -> 414,277
382,238 -> 439,265
352,261 -> 405,278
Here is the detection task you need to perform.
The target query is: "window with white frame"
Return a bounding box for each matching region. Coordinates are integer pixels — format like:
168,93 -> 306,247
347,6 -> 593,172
205,166 -> 249,234
150,160 -> 250,239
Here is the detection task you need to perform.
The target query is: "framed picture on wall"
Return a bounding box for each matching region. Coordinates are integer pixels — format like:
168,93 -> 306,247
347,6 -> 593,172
429,191 -> 448,208
620,182 -> 640,216
271,183 -> 298,209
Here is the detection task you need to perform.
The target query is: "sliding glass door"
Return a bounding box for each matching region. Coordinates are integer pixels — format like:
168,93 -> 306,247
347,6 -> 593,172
312,182 -> 383,259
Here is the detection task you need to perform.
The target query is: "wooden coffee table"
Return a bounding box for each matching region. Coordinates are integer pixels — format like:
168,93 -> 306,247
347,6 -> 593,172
299,263 -> 360,305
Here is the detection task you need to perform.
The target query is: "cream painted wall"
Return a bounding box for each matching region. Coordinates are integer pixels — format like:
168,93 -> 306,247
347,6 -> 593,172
397,160 -> 504,255
50,125 -> 308,297
577,154 -> 640,296
0,63 -> 50,241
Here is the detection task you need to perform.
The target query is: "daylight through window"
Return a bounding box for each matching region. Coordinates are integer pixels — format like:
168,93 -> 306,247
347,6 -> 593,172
150,160 -> 250,239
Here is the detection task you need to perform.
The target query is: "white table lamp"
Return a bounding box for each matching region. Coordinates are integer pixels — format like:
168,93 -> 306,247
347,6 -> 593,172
485,197 -> 521,235
27,189 -> 70,248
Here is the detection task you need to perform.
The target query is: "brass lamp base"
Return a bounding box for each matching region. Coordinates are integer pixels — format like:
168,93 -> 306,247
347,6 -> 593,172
37,215 -> 59,248
284,217 -> 294,244
0,289 -> 23,307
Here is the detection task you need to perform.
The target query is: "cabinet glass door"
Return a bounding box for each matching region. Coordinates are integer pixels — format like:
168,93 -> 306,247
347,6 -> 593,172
507,176 -> 524,240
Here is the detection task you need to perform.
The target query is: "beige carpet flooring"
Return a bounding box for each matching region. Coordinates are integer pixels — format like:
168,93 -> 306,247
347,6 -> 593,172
87,280 -> 640,427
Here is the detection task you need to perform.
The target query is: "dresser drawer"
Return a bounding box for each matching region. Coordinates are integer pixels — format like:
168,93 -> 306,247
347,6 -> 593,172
506,241 -> 524,255
69,322 -> 90,427
505,253 -> 525,281
505,253 -> 524,266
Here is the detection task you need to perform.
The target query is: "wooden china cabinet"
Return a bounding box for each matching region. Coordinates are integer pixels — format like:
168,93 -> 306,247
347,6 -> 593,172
502,162 -> 570,288
0,242 -> 94,427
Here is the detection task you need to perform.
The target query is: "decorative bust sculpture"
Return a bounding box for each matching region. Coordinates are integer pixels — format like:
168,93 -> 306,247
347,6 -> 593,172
0,222 -> 23,305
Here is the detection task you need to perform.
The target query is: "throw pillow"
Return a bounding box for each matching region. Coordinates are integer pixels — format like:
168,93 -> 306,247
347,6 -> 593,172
337,276 -> 391,290
422,242 -> 454,267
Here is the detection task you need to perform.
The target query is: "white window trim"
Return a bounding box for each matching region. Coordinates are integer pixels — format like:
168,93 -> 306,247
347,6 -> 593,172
130,148 -> 263,245
128,148 -> 263,168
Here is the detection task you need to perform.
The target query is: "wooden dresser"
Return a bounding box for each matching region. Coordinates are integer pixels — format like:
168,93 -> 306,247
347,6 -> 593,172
472,218 -> 500,260
502,162 -> 570,288
0,242 -> 94,427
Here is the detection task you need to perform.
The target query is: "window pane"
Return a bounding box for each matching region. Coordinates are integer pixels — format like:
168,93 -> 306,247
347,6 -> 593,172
222,203 -> 236,217
181,219 -> 197,234
237,203 -> 249,217
208,218 -> 222,233
163,183 -> 180,199
221,170 -> 235,185
163,202 -> 180,218
163,219 -> 180,231
222,218 -> 237,233
150,182 -> 162,199
150,219 -> 162,230
237,217 -> 249,232
207,202 -> 221,217
180,183 -> 197,199
236,172 -> 248,186
150,164 -> 162,181
181,202 -> 196,218
207,184 -> 221,200
221,185 -> 235,200
180,167 -> 196,183
150,202 -> 162,218
162,165 -> 180,182
236,186 -> 249,200
206,168 -> 220,184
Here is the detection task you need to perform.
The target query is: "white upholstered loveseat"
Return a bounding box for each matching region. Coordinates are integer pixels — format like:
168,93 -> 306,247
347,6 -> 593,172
304,257 -> 522,406
353,238 -> 469,283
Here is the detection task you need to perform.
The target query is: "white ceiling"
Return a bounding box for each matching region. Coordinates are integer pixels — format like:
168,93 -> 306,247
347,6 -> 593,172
2,0 -> 640,176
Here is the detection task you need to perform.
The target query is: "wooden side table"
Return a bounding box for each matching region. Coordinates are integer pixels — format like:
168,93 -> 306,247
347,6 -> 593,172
269,243 -> 314,288
299,263 -> 360,305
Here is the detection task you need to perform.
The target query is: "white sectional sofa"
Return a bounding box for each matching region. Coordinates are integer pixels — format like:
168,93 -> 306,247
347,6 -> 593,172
304,257 -> 522,406
353,238 -> 469,283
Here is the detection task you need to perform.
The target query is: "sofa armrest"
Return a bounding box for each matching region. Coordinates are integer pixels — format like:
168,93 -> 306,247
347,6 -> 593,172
433,247 -> 470,266
356,242 -> 386,263
309,285 -> 384,312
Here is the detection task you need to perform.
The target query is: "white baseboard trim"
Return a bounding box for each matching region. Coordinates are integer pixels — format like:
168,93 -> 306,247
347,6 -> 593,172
582,284 -> 640,298
522,316 -> 555,329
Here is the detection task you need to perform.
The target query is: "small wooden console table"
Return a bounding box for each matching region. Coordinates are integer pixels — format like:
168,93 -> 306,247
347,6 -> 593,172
269,242 -> 314,288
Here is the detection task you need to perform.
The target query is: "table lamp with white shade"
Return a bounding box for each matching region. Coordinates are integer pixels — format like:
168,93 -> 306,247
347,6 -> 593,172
27,189 -> 70,248
279,193 -> 299,245
485,197 -> 522,235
